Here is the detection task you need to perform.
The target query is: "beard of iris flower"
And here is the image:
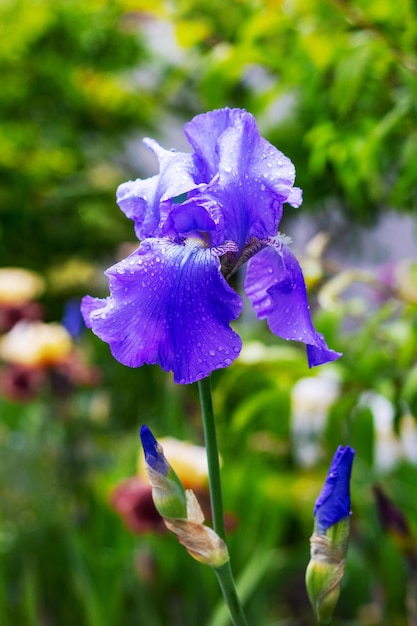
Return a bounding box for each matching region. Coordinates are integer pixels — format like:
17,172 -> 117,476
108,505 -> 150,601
82,108 -> 341,384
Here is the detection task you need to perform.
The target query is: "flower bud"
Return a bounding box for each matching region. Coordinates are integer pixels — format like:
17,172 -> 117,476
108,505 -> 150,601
140,425 -> 229,569
137,435 -> 210,491
306,446 -> 355,624
140,425 -> 187,519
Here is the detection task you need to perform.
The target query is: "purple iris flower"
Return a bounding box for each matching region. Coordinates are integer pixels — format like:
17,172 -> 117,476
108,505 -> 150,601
82,108 -> 341,384
314,446 -> 355,531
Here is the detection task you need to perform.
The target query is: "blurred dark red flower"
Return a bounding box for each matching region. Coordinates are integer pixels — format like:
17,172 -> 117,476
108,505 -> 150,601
0,363 -> 45,402
0,301 -> 43,334
110,476 -> 166,534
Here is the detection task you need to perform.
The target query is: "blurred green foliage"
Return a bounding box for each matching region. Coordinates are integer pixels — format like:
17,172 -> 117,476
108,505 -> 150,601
0,0 -> 157,274
159,0 -> 417,221
1,0 -> 417,625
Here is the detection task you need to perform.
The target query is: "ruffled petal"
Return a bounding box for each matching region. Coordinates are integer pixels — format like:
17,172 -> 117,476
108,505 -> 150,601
184,108 -> 244,180
116,139 -> 205,240
185,108 -> 302,249
244,244 -> 341,366
81,239 -> 242,384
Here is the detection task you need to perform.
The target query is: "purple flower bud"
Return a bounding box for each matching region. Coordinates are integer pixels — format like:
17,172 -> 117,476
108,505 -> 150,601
139,425 -> 187,519
140,425 -> 169,476
314,446 -> 355,531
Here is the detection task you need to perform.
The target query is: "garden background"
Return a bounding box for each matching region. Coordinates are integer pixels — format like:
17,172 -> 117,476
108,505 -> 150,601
1,0 -> 417,624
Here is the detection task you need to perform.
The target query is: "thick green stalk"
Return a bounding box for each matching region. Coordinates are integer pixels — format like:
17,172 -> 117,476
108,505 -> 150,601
198,376 -> 248,626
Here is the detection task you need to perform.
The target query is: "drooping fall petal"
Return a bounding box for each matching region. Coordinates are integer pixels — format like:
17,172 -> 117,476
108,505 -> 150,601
82,239 -> 242,384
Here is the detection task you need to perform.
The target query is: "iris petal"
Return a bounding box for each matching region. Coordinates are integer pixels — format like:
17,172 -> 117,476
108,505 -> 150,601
81,239 -> 242,384
185,108 -> 302,248
161,199 -> 218,241
244,244 -> 341,366
184,108 -> 243,180
116,139 -> 205,240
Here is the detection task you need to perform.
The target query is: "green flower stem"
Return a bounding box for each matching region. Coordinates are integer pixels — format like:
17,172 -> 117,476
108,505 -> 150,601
214,562 -> 249,626
198,376 -> 248,626
198,376 -> 225,540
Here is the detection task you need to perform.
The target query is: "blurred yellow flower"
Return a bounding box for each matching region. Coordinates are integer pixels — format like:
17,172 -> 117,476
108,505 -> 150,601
395,259 -> 417,304
0,268 -> 44,305
0,321 -> 73,367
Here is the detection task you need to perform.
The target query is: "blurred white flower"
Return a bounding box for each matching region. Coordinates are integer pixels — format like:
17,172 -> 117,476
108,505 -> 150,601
291,370 -> 340,467
359,391 -> 401,472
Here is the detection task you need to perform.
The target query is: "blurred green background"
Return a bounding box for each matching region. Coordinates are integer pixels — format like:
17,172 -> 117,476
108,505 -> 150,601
1,0 -> 417,624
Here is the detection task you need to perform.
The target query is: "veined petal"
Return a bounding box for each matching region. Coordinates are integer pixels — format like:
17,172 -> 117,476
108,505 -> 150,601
185,108 -> 302,249
160,196 -> 226,248
244,244 -> 341,366
81,239 -> 242,384
184,108 -> 244,180
116,139 -> 205,240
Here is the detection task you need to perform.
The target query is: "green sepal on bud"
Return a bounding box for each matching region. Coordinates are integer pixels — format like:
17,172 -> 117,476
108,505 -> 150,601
165,489 -> 229,569
306,516 -> 350,625
146,463 -> 188,519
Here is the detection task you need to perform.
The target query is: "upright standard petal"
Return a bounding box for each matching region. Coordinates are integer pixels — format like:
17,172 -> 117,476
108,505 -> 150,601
185,108 -> 302,249
244,244 -> 341,366
314,446 -> 355,531
184,108 -> 244,180
81,239 -> 242,384
116,139 -> 206,240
